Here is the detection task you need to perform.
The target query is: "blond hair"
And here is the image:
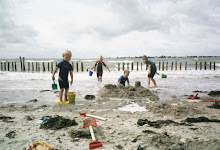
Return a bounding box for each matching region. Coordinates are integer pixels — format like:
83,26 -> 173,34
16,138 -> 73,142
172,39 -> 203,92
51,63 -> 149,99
124,69 -> 130,74
142,55 -> 148,60
98,56 -> 103,61
62,50 -> 72,57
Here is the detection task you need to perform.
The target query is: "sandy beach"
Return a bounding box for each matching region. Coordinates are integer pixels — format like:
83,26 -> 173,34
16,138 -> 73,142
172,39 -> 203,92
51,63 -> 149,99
0,82 -> 220,150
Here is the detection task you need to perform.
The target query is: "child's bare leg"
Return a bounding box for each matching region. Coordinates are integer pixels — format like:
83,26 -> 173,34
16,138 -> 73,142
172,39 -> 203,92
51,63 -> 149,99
147,77 -> 150,88
99,76 -> 102,82
151,78 -> 157,86
64,89 -> 69,101
59,89 -> 64,103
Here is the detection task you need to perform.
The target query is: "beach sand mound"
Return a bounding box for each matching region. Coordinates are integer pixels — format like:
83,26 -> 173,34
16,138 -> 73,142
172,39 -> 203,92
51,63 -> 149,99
145,103 -> 201,118
99,84 -> 158,100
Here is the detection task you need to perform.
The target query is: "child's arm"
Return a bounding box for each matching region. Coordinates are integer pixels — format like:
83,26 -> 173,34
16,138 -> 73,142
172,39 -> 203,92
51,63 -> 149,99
91,62 -> 97,70
105,66 -> 110,72
148,64 -> 151,74
117,81 -> 120,85
127,78 -> 130,86
52,67 -> 58,80
70,70 -> 73,85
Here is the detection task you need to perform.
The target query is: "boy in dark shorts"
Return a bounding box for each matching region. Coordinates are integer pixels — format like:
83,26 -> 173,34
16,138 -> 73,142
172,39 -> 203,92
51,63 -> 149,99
52,50 -> 73,103
91,56 -> 110,83
142,55 -> 159,88
117,69 -> 130,86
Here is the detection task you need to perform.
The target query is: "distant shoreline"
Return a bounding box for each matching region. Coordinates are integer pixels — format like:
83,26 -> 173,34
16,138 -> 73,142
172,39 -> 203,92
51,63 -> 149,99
0,56 -> 220,60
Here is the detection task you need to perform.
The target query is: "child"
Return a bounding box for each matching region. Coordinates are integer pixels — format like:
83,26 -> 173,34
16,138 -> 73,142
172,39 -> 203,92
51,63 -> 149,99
52,50 -> 73,104
91,56 -> 110,82
117,69 -> 130,86
142,55 -> 159,88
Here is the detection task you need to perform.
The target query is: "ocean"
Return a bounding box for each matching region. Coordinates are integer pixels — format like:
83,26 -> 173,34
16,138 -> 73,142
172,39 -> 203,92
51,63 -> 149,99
0,57 -> 219,107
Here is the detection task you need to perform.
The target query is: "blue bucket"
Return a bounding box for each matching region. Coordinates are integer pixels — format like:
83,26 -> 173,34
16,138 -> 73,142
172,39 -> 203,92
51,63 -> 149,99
89,71 -> 93,76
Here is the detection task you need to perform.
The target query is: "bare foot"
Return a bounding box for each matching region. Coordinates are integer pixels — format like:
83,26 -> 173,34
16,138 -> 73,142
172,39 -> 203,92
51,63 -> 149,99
60,101 -> 64,104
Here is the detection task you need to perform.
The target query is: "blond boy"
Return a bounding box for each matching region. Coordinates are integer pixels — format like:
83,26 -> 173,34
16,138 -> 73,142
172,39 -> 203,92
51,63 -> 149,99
117,69 -> 130,86
52,50 -> 73,103
91,56 -> 110,82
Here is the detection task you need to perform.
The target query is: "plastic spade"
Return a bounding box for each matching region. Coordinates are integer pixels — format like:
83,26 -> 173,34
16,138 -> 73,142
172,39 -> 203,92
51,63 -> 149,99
52,79 -> 58,90
80,113 -> 107,121
83,118 -> 102,149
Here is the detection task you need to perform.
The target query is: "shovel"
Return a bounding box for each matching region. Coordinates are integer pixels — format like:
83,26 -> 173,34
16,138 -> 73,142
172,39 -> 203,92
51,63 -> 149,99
83,118 -> 102,149
52,79 -> 58,90
80,113 -> 107,121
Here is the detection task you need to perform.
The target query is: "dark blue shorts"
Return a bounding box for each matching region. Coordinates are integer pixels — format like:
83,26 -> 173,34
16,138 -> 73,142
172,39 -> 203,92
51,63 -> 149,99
58,80 -> 69,89
148,70 -> 156,78
97,72 -> 103,77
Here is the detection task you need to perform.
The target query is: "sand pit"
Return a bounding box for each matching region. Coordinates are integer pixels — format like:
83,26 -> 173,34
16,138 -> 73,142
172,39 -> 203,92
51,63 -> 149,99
99,84 -> 158,100
40,115 -> 78,130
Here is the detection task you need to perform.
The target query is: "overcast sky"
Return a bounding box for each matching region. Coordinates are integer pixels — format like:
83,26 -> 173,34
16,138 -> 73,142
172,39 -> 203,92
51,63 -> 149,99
0,0 -> 220,58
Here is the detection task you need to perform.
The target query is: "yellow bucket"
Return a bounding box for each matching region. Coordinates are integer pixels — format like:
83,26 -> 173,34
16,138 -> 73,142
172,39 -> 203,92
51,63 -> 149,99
67,92 -> 76,104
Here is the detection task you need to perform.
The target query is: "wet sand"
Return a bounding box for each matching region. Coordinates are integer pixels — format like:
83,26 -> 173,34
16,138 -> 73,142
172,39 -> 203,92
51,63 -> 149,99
0,86 -> 220,150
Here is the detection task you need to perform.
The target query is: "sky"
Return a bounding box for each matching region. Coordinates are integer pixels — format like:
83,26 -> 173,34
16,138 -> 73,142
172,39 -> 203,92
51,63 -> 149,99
0,0 -> 220,58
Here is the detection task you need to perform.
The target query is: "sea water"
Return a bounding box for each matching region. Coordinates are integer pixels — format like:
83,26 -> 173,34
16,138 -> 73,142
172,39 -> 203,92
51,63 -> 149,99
0,57 -> 219,106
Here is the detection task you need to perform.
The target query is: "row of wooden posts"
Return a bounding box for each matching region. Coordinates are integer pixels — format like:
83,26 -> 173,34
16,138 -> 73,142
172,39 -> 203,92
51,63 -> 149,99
0,59 -> 216,72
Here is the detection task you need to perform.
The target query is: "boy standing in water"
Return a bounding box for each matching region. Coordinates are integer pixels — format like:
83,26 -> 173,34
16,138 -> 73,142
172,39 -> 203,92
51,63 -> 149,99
52,50 -> 73,103
117,69 -> 130,86
91,56 -> 110,82
142,55 -> 159,88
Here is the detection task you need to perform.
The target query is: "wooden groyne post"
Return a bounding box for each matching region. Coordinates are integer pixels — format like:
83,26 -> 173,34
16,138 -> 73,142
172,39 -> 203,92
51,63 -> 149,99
122,62 -> 125,71
22,57 -> 25,71
185,62 -> 187,70
204,61 -> 207,70
81,62 -> 83,72
141,62 -> 143,71
179,62 -> 182,70
32,62 -> 34,71
162,62 -> 164,71
43,62 -> 45,71
72,62 -> 74,71
19,57 -> 23,71
7,62 -> 10,71
200,62 -> 202,70
214,62 -> 215,70
76,62 -> 79,72
131,62 -> 133,71
195,62 -> 197,70
166,62 -> 168,70
118,63 -> 120,71
137,62 -> 139,71
210,62 -> 211,70
159,62 -> 161,70
127,63 -> 129,70
171,62 -> 173,70
15,62 -> 17,71
175,62 -> 177,70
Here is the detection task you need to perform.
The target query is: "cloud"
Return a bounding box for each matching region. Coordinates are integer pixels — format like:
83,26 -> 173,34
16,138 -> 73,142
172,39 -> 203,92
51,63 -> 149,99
0,0 -> 220,58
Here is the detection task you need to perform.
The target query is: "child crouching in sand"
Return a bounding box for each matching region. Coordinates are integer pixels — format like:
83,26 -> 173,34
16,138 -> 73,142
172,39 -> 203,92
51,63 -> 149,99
91,56 -> 110,83
117,69 -> 130,86
142,55 -> 159,88
52,50 -> 73,103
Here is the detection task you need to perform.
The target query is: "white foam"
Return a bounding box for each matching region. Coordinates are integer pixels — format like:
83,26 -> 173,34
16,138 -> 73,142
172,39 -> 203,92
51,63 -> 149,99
26,60 -> 54,63
108,60 -> 134,63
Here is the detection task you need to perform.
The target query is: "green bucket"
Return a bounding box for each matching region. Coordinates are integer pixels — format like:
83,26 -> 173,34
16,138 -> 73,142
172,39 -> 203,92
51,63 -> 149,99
162,74 -> 167,78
